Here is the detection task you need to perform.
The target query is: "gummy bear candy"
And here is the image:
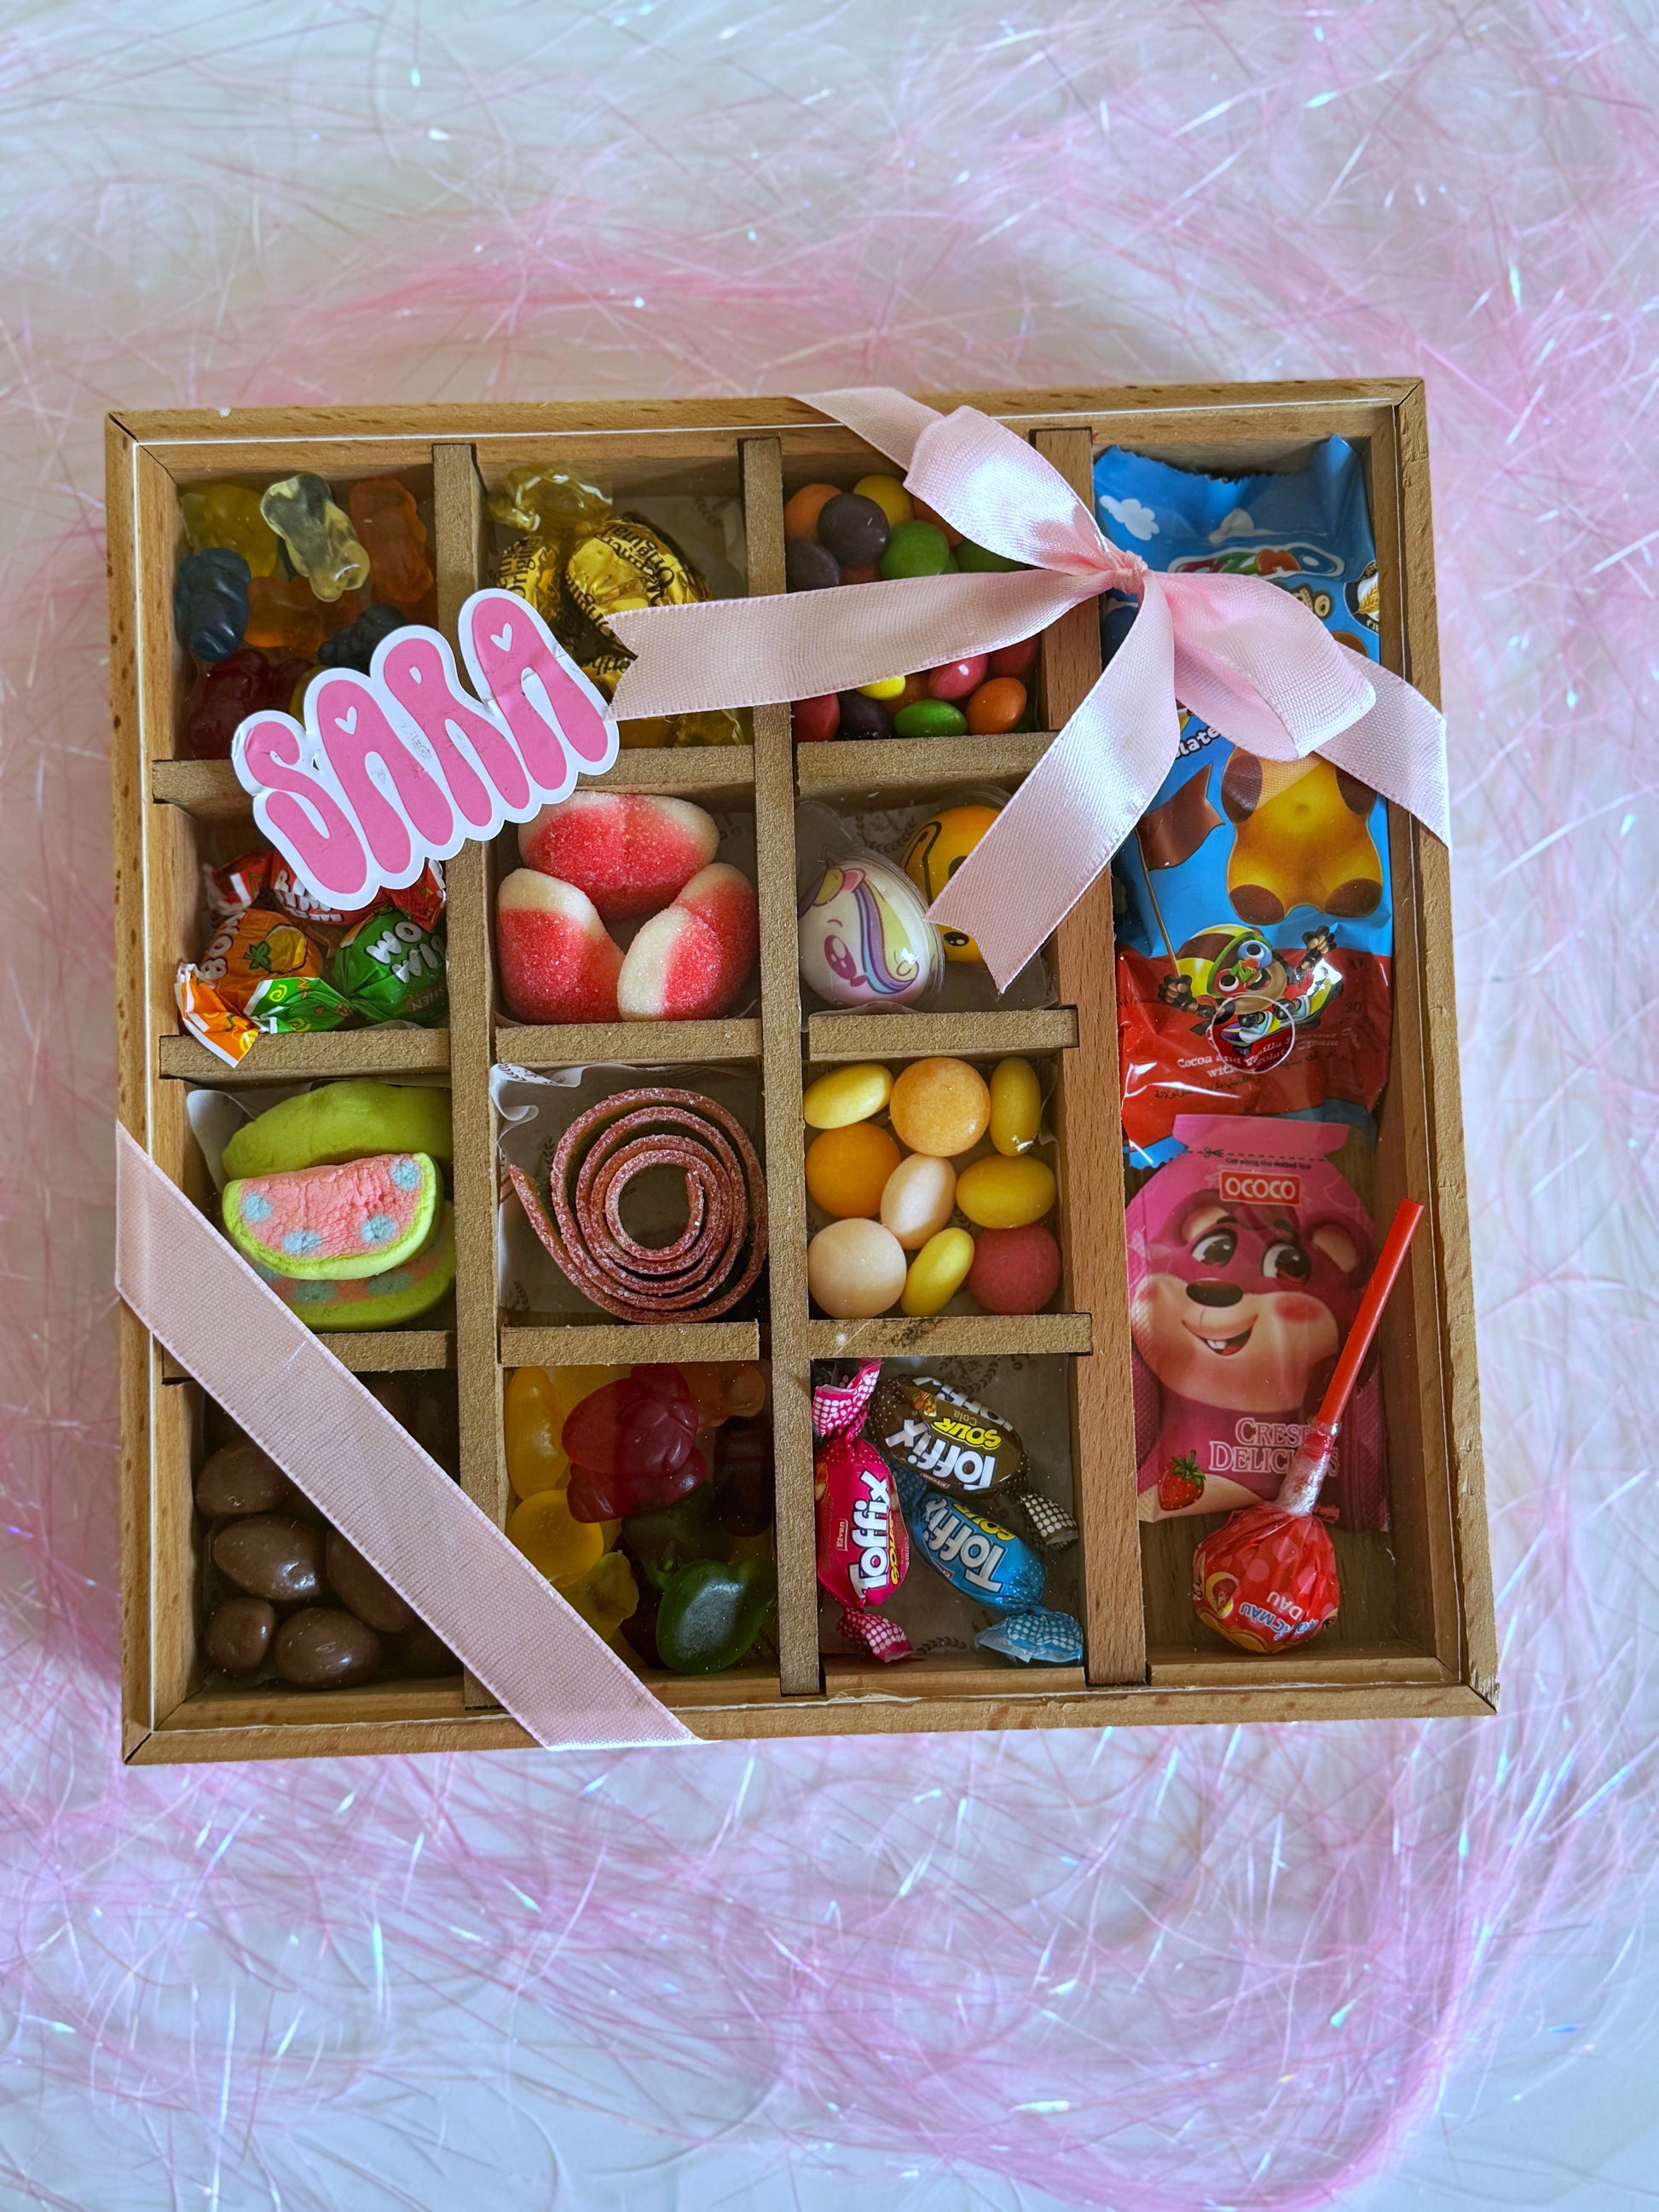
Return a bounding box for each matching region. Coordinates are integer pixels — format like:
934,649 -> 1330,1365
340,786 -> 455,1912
182,484 -> 280,578
558,1549 -> 639,1644
317,602 -> 408,673
683,1361 -> 768,1429
246,575 -> 325,656
621,1492 -> 733,1591
563,1365 -> 707,1522
506,1487 -> 606,1587
174,547 -> 250,664
711,1416 -> 775,1537
505,1367 -> 570,1499
182,648 -> 308,760
656,1557 -> 775,1674
347,477 -> 435,609
259,475 -> 371,602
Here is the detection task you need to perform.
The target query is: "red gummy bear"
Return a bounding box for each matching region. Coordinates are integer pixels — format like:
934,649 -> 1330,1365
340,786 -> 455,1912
563,1365 -> 707,1522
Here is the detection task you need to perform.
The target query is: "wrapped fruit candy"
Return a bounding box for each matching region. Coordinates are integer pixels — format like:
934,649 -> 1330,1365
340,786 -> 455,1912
812,1360 -> 912,1664
563,1365 -> 707,1522
868,1372 -> 1078,1551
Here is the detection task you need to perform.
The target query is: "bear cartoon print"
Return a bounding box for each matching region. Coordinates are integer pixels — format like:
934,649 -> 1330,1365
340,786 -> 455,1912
1127,1116 -> 1388,1531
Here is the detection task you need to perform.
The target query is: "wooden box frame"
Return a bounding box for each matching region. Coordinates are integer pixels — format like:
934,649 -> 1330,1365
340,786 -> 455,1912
108,382 -> 1495,1763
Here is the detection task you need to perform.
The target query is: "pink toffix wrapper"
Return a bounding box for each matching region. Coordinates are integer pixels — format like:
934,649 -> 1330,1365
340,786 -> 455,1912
812,1361 -> 913,1663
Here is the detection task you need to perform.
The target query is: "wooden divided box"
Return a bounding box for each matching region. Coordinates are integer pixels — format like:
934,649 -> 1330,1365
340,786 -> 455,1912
107,383 -> 1495,1763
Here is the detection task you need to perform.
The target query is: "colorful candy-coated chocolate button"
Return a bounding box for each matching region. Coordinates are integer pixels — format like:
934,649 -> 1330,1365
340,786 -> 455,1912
989,1057 -> 1042,1156
806,1122 -> 903,1219
888,1057 -> 991,1157
927,656 -> 987,701
786,538 -> 841,591
955,1154 -> 1056,1229
858,674 -> 907,700
783,482 -> 841,539
893,700 -> 967,739
957,539 -> 1023,572
901,1227 -> 976,1317
965,1222 -> 1063,1314
880,520 -> 951,580
793,694 -> 840,743
836,690 -> 893,740
879,1151 -> 957,1250
967,677 -> 1027,734
990,636 -> 1038,679
853,473 -> 912,528
807,1217 -> 908,1317
818,493 -> 890,568
803,1062 -> 893,1129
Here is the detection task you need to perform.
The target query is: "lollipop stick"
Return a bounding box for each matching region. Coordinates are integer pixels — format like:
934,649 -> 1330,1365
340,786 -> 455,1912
1277,1198 -> 1425,1516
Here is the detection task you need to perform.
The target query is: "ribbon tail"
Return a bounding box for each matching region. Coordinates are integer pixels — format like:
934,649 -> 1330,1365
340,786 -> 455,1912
609,570 -> 1090,721
1317,658 -> 1452,848
928,574 -> 1183,990
793,387 -> 945,471
114,1126 -> 692,1753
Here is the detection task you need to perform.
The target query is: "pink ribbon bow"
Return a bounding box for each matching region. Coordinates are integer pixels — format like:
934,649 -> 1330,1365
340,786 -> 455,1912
607,387 -> 1449,990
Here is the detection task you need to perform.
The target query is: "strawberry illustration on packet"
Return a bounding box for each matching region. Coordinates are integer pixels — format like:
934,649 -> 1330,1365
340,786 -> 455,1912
812,1360 -> 912,1664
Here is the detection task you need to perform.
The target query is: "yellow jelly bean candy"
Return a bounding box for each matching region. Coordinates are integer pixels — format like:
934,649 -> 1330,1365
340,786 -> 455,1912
854,473 -> 914,530
506,1488 -> 606,1585
858,675 -> 907,700
561,1549 -> 639,1643
901,1227 -> 976,1316
803,1061 -> 894,1130
955,1155 -> 1057,1230
990,1058 -> 1042,1157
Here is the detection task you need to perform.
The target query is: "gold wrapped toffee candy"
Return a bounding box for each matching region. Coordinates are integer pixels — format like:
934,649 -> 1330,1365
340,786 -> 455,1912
565,515 -> 708,627
488,465 -> 611,546
495,535 -> 564,625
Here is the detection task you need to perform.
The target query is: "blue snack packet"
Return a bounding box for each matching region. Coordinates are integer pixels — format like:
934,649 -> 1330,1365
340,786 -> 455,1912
974,1607 -> 1084,1666
895,1469 -> 1046,1614
1094,441 -> 1391,1168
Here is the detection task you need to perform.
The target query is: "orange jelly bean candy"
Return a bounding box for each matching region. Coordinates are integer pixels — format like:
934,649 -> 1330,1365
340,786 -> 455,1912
966,677 -> 1027,735
806,1123 -> 903,1218
783,483 -> 841,540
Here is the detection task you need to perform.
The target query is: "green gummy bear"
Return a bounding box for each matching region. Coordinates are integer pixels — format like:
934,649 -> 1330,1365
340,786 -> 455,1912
622,1493 -> 733,1593
655,1556 -> 776,1675
223,1079 -> 452,1181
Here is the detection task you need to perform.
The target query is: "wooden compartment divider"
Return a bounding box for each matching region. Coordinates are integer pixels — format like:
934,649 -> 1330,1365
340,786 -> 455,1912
109,384 -> 1496,1761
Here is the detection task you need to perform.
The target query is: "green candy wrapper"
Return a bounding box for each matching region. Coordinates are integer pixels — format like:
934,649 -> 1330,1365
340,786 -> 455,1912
331,912 -> 448,1025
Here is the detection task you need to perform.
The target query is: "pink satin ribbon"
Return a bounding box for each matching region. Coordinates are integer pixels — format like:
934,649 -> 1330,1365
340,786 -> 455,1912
608,386 -> 1449,990
115,1126 -> 693,1751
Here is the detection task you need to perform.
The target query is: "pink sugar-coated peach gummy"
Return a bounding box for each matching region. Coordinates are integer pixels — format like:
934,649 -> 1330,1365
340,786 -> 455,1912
928,656 -> 987,701
617,862 -> 760,1020
496,869 -> 622,1024
518,792 -> 719,921
964,1222 -> 1063,1314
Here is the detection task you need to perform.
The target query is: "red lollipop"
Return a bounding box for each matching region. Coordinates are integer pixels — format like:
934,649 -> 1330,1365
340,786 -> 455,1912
1192,1200 -> 1425,1655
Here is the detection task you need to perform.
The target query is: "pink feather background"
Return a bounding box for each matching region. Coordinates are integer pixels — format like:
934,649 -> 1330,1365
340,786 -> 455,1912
5,3 -> 1656,2204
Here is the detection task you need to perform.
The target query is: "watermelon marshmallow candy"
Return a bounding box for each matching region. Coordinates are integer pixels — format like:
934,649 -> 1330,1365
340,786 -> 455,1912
258,1205 -> 456,1331
223,1153 -> 441,1279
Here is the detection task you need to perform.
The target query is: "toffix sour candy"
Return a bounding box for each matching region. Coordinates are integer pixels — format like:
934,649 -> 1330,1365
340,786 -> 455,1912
1095,439 -> 1390,1166
1126,1115 -> 1386,1532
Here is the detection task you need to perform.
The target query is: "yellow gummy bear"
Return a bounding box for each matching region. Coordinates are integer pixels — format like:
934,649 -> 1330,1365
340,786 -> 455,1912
558,1550 -> 639,1644
258,474 -> 370,603
505,1364 -> 628,1497
506,1488 -> 606,1586
181,484 -> 280,578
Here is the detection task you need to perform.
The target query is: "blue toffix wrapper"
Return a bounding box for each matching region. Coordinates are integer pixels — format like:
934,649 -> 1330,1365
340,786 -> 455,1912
974,1608 -> 1084,1666
896,1470 -> 1046,1614
1094,440 -> 1392,1168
